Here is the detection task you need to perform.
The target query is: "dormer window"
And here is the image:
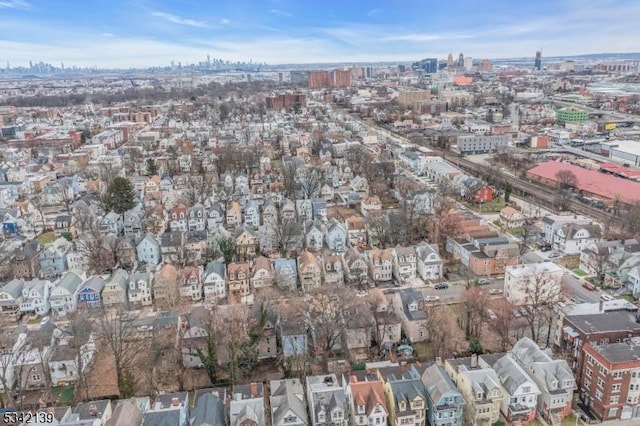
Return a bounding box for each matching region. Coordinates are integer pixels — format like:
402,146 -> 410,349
357,404 -> 365,414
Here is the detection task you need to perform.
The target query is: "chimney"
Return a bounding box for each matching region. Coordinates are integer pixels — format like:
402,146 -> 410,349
250,382 -> 257,396
171,397 -> 180,407
470,354 -> 478,368
88,404 -> 98,417
435,357 -> 443,366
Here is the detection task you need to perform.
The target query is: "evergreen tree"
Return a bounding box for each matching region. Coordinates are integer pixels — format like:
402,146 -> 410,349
504,182 -> 513,203
145,158 -> 159,176
103,177 -> 136,214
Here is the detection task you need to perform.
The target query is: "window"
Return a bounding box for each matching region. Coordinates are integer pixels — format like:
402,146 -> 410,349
32,374 -> 41,381
595,390 -> 603,401
613,371 -> 623,380
611,396 -> 619,404
586,368 -> 592,378
522,386 -> 531,393
597,378 -> 605,388
599,365 -> 607,375
612,384 -> 621,392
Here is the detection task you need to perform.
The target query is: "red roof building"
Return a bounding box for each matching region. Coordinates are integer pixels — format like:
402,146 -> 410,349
527,161 -> 640,205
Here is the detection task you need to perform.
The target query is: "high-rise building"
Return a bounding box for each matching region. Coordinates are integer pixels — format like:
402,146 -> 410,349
412,58 -> 438,74
447,53 -> 453,68
463,57 -> 473,71
458,53 -> 464,68
535,51 -> 542,71
331,69 -> 352,87
478,59 -> 492,72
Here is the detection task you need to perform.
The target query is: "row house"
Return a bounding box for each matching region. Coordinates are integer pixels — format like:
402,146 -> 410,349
322,255 -> 344,286
123,208 -> 144,239
40,237 -> 72,279
377,364 -> 427,426
136,234 -> 161,266
298,251 -> 321,291
420,364 -> 465,426
14,325 -> 58,390
100,212 -> 123,235
102,269 -> 129,307
0,279 -> 23,320
50,272 -> 83,316
230,383 -> 266,426
274,258 -> 298,291
344,247 -> 369,285
367,248 -> 394,283
169,203 -> 188,232
19,279 -> 52,316
446,357 -> 504,426
13,240 -> 43,279
511,337 -> 575,423
227,262 -> 251,305
203,260 -> 226,304
415,242 -> 443,281
270,378 -> 310,426
553,223 -> 602,255
396,288 -> 429,343
128,271 -> 153,306
344,373 -> 389,426
77,276 -> 106,309
180,265 -> 203,301
188,203 -> 207,232
393,245 -> 417,283
306,374 -> 348,426
251,256 -> 274,289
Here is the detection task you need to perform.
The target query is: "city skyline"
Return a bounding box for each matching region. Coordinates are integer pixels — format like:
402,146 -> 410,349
0,0 -> 639,68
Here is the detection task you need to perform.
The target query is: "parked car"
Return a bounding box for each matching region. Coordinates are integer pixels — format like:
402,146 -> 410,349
488,288 -> 503,295
424,295 -> 440,302
600,294 -> 614,301
434,283 -> 449,290
583,282 -> 596,291
548,252 -> 561,258
476,278 -> 491,285
513,310 -> 522,318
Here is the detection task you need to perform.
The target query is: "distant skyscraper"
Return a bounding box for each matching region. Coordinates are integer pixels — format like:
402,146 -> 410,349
412,58 -> 438,74
458,53 -> 464,69
534,51 -> 542,71
447,53 -> 453,68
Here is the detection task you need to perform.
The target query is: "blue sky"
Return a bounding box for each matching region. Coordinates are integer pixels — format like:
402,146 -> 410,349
0,0 -> 638,68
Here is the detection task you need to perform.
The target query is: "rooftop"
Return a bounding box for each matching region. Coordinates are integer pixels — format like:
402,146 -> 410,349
590,337 -> 640,364
566,310 -> 640,335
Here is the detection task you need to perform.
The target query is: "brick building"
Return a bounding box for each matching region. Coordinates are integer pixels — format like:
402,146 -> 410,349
265,93 -> 307,110
581,338 -> 640,421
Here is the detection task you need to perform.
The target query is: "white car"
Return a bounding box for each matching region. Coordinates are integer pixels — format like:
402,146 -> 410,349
600,294 -> 614,301
424,295 -> 440,302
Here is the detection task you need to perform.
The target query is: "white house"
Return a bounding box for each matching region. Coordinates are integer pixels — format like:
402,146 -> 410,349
415,242 -> 443,281
136,234 -> 161,266
49,332 -> 97,387
504,262 -> 564,306
269,378 -> 309,426
488,355 -> 541,424
50,272 -> 83,316
127,271 -> 153,306
203,261 -> 226,304
553,223 -> 602,255
19,279 -> 52,316
306,374 -> 348,426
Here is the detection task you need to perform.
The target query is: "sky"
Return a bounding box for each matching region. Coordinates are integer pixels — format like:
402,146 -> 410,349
0,0 -> 638,68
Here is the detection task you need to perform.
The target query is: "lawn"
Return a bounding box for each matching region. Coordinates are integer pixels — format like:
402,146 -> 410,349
573,269 -> 588,277
37,232 -> 57,244
621,294 -> 637,303
562,413 -> 585,426
507,227 -> 525,236
51,385 -> 75,404
465,198 -> 507,213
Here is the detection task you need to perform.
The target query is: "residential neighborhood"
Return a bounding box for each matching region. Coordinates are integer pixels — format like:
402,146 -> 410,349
0,47 -> 640,426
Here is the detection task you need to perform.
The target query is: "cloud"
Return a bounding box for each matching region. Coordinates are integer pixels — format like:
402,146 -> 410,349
219,18 -> 230,25
367,9 -> 380,18
270,9 -> 292,18
151,11 -> 208,28
0,0 -> 30,9
101,33 -> 115,37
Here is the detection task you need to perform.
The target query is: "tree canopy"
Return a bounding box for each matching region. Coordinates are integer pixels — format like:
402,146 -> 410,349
103,176 -> 137,214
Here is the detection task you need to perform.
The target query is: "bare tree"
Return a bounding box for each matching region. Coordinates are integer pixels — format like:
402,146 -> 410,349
521,272 -> 563,345
459,285 -> 490,340
490,299 -> 517,351
95,308 -> 146,398
76,224 -> 116,275
421,304 -> 456,359
298,286 -> 358,373
281,161 -> 299,199
0,328 -> 27,408
299,168 -> 323,200
555,169 -> 578,190
66,310 -> 94,402
273,222 -> 303,257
